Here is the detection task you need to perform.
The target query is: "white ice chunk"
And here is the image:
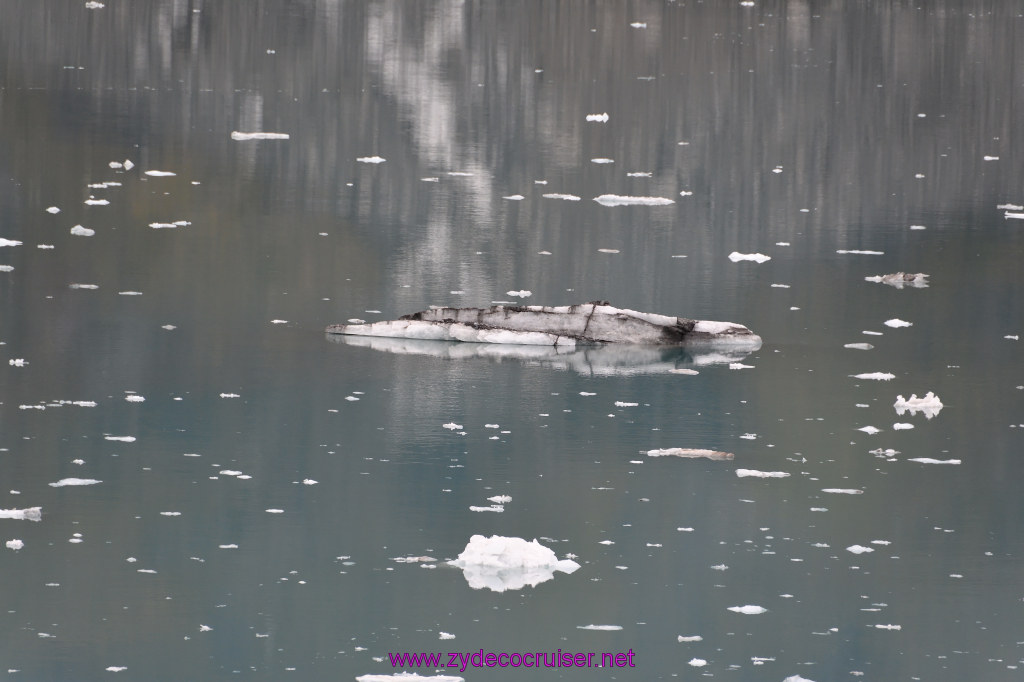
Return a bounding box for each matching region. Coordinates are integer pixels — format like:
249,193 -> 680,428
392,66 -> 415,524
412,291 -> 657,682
448,534 -> 580,592
84,198 -> 109,205
439,632 -> 455,640
998,203 -> 1024,210
8,359 -> 26,366
647,448 -> 734,460
836,249 -> 884,255
5,540 -> 24,550
85,2 -> 104,8
586,113 -> 609,122
894,392 -> 943,418
677,635 -> 703,642
728,605 -> 767,614
857,426 -> 881,434
736,469 -> 790,478
729,362 -> 754,369
542,193 -> 581,201
1005,211 -> 1024,220
356,674 -> 465,682
847,544 -> 874,554
577,624 -> 622,630
469,505 -> 504,513
594,194 -> 674,206
615,401 -> 639,407
908,458 -> 961,465
70,225 -> 94,236
597,248 -> 620,253
822,488 -> 863,494
46,206 -> 61,214
442,422 -> 463,430
893,423 -> 914,430
874,624 -> 901,630
844,343 -> 874,350
125,395 -> 145,403
884,319 -> 913,328
48,478 -> 102,487
118,291 -> 143,296
0,507 -> 41,521
105,667 -> 127,673
144,170 -> 176,176
230,131 -> 289,140
356,156 -> 386,163
104,436 -> 136,442
591,158 -> 615,164
728,252 -> 771,263
688,658 -> 707,667
219,393 -> 240,398
506,290 -> 532,298
69,283 -> 98,289
783,677 -> 817,682
487,495 -> 512,504
851,372 -> 895,381
302,479 -> 318,485
630,21 -> 647,28
503,194 -> 525,200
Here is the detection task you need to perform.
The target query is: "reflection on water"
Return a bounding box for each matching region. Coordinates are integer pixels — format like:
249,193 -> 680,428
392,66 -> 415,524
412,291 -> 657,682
328,333 -> 757,375
1,1 -> 1023,680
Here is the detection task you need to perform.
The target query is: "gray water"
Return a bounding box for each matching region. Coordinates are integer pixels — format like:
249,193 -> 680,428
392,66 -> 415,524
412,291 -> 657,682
1,2 -> 1023,680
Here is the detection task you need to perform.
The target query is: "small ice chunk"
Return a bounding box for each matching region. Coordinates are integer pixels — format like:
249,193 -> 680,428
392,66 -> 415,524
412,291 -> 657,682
844,343 -> 874,350
439,632 -> 456,640
783,677 -> 817,682
84,198 -> 109,205
729,363 -> 754,369
865,272 -> 929,288
614,401 -> 638,407
125,394 -> 145,403
469,505 -> 504,513
998,203 -> 1024,210
105,436 -> 136,442
85,1 -> 104,8
218,544 -> 238,549
442,422 -> 463,430
594,194 -> 674,206
302,479 -> 318,485
688,658 -> 707,667
893,423 -> 914,430
356,156 -> 386,163
542,193 -> 581,201
630,22 -> 647,28
874,624 -> 901,630
160,511 -> 181,516
728,252 -> 771,263
677,635 -> 703,642
884,319 -> 913,328
597,248 -> 620,253
144,170 -> 176,176
46,206 -> 61,214
908,458 -> 961,465
736,469 -> 790,478
983,155 -> 999,161
836,249 -> 884,255
503,194 -> 525,200
0,507 -> 42,521
448,534 -> 580,592
577,624 -> 622,631
822,488 -> 863,494
219,393 -> 240,398
49,478 -> 102,487
5,539 -> 24,550
69,283 -> 98,289
771,283 -> 791,288
487,495 -> 512,504
728,605 -> 767,614
70,225 -> 95,236
506,290 -> 532,298
847,544 -> 874,554
647,448 -> 733,460
230,131 -> 290,140
265,509 -> 284,514
271,319 -> 288,324
857,426 -> 881,434
894,392 -> 943,418
1005,211 -> 1024,220
851,372 -> 895,381
105,667 -> 127,672
118,291 -> 143,296
590,158 -> 615,164
8,358 -> 26,366
586,113 -> 609,122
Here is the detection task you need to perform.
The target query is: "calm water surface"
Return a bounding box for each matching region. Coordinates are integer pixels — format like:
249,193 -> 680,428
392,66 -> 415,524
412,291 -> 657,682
1,2 -> 1023,680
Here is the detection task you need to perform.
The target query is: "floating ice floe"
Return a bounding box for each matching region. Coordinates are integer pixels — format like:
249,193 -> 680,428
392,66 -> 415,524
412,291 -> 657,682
1006,211 -> 1024,220
998,203 -> 1024,210
688,658 -> 707,667
125,394 -> 145,403
836,249 -> 884,255
728,605 -> 767,614
728,252 -> 771,263
108,159 -> 134,170
542,193 -> 581,201
597,248 -> 620,253
46,206 -> 60,214
844,343 -> 874,350
586,113 -> 609,122
908,458 -> 961,465
857,426 -> 881,435
356,156 -> 386,163
0,507 -> 41,521
149,221 -> 190,229
69,283 -> 98,289
327,302 -> 761,348
469,505 -> 504,513
84,198 -> 109,205
893,423 -> 914,430
356,674 -> 465,682
884,319 -> 913,328
503,194 -> 524,200
439,632 -> 455,640
448,534 -> 580,592
144,170 -> 176,176
894,392 -> 943,418
864,273 -> 929,289
847,544 -> 874,554
677,635 -> 703,642
577,624 -> 622,631
729,362 -> 754,369
49,478 -> 102,487
736,469 -> 790,478
594,194 -> 674,206
783,676 -> 817,682
487,495 -> 512,504
591,158 -> 615,164
70,225 -> 94,237
442,422 -> 463,430
506,290 -> 532,298
643,446 -> 733,456
822,488 -> 863,494
85,1 -> 104,8
105,436 -> 136,442
874,624 -> 901,630
8,358 -> 26,366
219,393 -> 240,398
230,131 -> 289,140
118,291 -> 143,296
105,667 -> 127,673
851,372 -> 895,381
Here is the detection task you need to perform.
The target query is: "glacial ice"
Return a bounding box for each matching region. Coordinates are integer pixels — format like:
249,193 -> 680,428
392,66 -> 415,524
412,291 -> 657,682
586,113 -> 609,122
49,478 -> 102,487
884,319 -> 913,328
594,194 -> 674,206
836,249 -> 884,255
144,170 -> 176,176
230,131 -> 289,140
577,624 -> 622,630
70,225 -> 94,236
908,458 -> 961,465
728,252 -> 771,263
356,156 -> 386,163
894,392 -> 943,418
728,605 -> 767,614
542,193 -> 581,201
0,508 -> 41,521
736,469 -> 790,478
448,534 -> 580,592
851,372 -> 895,381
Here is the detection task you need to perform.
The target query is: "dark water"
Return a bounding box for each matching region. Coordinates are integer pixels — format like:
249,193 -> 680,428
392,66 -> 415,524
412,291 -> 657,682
1,1 -> 1023,680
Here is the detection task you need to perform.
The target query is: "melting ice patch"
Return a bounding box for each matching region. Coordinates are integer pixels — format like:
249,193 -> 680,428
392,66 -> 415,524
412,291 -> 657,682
884,319 -> 913,328
542,193 -> 581,201
851,372 -> 895,381
736,469 -> 790,478
908,458 -> 961,465
0,507 -> 41,521
448,534 -> 580,592
847,544 -> 874,554
728,252 -> 771,263
356,156 -> 386,164
144,170 -> 176,176
70,225 -> 94,236
822,488 -> 863,494
593,194 -> 674,206
49,478 -> 102,487
230,131 -> 289,140
837,249 -> 884,255
577,624 -> 622,631
586,113 -> 609,122
728,605 -> 767,614
105,436 -> 136,442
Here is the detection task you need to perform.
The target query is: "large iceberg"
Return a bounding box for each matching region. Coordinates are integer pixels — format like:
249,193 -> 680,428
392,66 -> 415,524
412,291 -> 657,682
327,302 -> 760,348
448,534 -> 580,592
